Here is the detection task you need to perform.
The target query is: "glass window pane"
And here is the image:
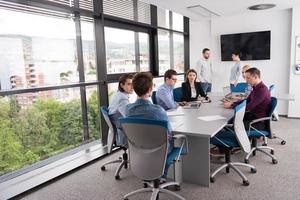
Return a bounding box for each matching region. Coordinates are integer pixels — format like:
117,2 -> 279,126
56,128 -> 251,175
173,33 -> 184,74
172,12 -> 184,32
81,20 -> 97,81
157,8 -> 170,29
86,85 -> 101,141
0,9 -> 78,91
105,27 -> 136,74
139,32 -> 150,72
158,30 -> 171,75
0,88 -> 83,176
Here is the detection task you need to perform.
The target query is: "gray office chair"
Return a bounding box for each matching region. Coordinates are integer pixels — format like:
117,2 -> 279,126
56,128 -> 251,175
120,117 -> 186,200
211,101 -> 257,186
100,107 -> 128,180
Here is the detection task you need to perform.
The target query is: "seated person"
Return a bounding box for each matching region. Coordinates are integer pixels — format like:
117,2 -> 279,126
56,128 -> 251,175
224,67 -> 271,131
108,74 -> 133,147
242,65 -> 253,97
125,72 -> 173,179
156,69 -> 186,110
181,69 -> 209,102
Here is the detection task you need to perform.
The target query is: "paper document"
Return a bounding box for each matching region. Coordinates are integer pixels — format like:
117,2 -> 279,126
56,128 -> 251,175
170,122 -> 183,130
167,109 -> 184,116
197,115 -> 226,121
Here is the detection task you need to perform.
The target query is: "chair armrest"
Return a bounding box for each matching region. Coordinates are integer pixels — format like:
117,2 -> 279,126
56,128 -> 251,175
173,134 -> 188,162
250,117 -> 271,125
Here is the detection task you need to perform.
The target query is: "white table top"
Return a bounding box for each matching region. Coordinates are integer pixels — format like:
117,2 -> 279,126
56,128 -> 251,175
168,97 -> 233,138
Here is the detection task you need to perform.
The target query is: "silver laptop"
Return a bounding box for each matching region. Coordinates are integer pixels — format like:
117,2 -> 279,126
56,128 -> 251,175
223,86 -> 232,99
183,101 -> 201,109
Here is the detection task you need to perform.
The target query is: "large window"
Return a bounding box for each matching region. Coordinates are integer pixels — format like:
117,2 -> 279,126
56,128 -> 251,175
173,33 -> 184,73
158,30 -> 171,75
105,27 -> 150,74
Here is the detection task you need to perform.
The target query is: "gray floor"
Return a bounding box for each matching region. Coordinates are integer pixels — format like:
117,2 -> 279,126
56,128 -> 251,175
19,117 -> 300,200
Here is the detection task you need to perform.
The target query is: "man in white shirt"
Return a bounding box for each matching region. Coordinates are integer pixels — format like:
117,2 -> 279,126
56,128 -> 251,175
229,50 -> 243,89
196,48 -> 212,94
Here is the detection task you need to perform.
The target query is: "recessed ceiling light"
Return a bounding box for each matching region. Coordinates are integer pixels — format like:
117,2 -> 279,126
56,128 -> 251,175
248,4 -> 276,10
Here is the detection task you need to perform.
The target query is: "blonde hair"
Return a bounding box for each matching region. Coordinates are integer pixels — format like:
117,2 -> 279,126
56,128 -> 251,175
242,65 -> 251,71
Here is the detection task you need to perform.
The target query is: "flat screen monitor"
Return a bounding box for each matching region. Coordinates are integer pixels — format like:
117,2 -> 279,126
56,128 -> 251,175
221,31 -> 271,61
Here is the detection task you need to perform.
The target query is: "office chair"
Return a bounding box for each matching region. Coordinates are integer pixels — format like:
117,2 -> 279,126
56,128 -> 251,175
230,82 -> 248,93
120,117 -> 186,200
244,97 -> 278,164
151,91 -> 157,104
269,84 -> 286,145
100,106 -> 128,180
210,101 -> 257,186
173,87 -> 182,102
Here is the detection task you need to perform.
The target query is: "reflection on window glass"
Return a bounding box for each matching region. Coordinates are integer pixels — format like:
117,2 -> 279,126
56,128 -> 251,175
105,27 -> 135,74
157,8 -> 170,29
172,12 -> 183,32
86,85 -> 101,140
81,20 -> 97,81
0,9 -> 78,91
139,32 -> 150,72
158,30 -> 171,75
173,33 -> 184,74
0,88 -> 83,176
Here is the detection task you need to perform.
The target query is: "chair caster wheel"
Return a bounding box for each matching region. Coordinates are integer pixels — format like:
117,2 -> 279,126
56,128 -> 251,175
244,159 -> 249,164
262,143 -> 267,146
243,180 -> 250,186
143,183 -> 148,188
251,168 -> 257,173
101,166 -> 106,171
270,149 -> 274,155
281,141 -> 286,145
210,177 -> 215,183
124,198 -> 129,200
174,185 -> 181,191
272,159 -> 278,164
115,175 -> 120,180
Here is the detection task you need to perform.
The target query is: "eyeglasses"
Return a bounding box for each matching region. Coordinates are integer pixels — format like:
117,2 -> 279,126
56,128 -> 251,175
171,78 -> 177,81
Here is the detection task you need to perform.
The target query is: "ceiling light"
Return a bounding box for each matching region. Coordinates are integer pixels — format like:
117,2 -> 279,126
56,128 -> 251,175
187,4 -> 220,18
248,4 -> 276,10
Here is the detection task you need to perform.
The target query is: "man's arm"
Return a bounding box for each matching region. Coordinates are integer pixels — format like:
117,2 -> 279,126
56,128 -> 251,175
156,88 -> 177,110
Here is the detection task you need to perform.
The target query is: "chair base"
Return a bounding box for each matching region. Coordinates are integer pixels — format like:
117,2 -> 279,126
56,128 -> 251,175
124,180 -> 185,200
210,162 -> 256,186
245,146 -> 278,164
272,134 -> 286,145
101,149 -> 128,180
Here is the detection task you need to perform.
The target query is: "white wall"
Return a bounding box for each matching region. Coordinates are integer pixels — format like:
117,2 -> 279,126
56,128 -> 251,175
190,9 -> 292,115
288,6 -> 300,117
189,20 -> 211,68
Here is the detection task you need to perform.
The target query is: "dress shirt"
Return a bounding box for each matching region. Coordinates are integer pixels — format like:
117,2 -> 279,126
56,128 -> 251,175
108,91 -> 130,116
196,58 -> 212,83
156,83 -> 177,110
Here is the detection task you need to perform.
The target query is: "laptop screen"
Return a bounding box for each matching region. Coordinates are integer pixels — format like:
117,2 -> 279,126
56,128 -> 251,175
223,86 -> 231,96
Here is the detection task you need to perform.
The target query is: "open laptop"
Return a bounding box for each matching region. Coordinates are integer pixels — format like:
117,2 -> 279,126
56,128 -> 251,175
223,86 -> 232,99
183,101 -> 201,109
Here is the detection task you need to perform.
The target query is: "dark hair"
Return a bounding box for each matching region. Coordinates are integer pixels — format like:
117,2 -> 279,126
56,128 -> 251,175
132,72 -> 153,97
185,69 -> 197,83
118,74 -> 133,92
245,67 -> 260,78
231,50 -> 240,57
164,69 -> 177,81
202,48 -> 210,54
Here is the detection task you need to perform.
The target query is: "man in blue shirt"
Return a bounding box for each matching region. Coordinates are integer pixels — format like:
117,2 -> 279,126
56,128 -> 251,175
156,69 -> 186,110
125,72 -> 173,178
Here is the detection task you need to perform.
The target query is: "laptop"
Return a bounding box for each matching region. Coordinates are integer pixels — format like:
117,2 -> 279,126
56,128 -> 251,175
183,101 -> 201,109
223,86 -> 232,99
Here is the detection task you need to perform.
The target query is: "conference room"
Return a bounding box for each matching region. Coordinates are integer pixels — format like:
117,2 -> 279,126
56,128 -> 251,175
1,0 -> 300,199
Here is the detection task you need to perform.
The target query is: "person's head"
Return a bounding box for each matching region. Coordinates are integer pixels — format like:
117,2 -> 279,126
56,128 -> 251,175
245,67 -> 261,86
118,74 -> 134,94
202,48 -> 210,60
185,69 -> 197,83
164,69 -> 177,87
132,72 -> 153,98
231,50 -> 240,61
242,65 -> 251,79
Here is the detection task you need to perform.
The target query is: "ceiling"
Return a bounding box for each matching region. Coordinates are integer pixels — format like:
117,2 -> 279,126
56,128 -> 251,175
145,0 -> 300,20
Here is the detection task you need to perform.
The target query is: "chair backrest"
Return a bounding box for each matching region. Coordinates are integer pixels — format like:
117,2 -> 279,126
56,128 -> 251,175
100,106 -> 115,153
231,82 -> 248,93
269,84 -> 275,93
233,100 -> 251,153
265,97 -> 277,137
268,97 -> 277,117
152,91 -> 157,104
119,117 -> 168,181
173,87 -> 182,102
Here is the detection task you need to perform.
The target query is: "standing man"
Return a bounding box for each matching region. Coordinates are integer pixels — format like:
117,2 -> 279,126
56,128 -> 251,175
229,50 -> 243,89
197,48 -> 212,94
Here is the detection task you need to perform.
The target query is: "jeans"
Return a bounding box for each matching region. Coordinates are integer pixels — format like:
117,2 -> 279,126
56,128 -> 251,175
200,82 -> 212,94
